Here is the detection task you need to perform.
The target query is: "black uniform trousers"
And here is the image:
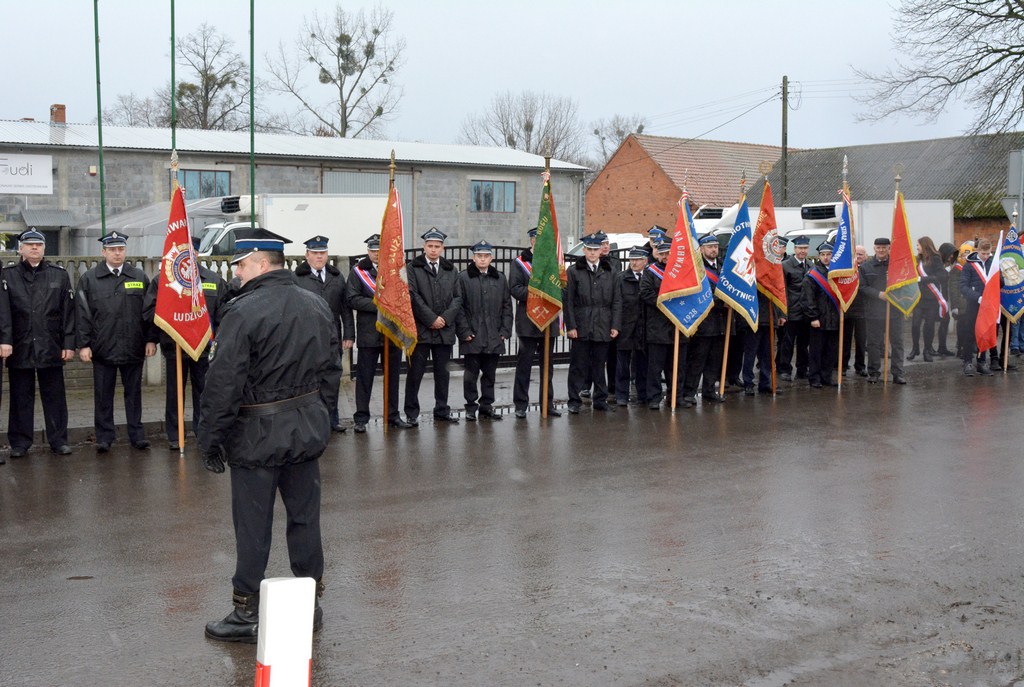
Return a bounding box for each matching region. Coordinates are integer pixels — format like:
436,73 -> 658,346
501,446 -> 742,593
567,339 -> 609,406
741,328 -> 773,391
163,352 -> 208,442
777,320 -> 810,376
646,342 -> 686,405
404,343 -> 453,419
615,347 -> 648,404
866,315 -> 905,377
8,366 -> 68,451
92,361 -> 145,445
513,335 -> 556,412
683,335 -> 724,398
354,345 -> 402,424
230,458 -> 324,596
464,353 -> 500,412
807,328 -> 839,385
841,316 -> 867,374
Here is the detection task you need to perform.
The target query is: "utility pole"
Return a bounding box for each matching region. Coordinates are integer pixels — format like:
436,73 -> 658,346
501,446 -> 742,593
781,75 -> 788,206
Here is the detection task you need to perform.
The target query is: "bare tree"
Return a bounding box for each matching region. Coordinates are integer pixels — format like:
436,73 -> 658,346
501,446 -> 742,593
856,1 -> 1024,133
174,23 -> 250,131
266,4 -> 405,138
591,114 -> 646,166
459,91 -> 589,164
102,92 -> 168,128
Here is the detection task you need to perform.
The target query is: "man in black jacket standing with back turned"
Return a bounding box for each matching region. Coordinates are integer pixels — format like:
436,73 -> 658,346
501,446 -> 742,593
201,228 -> 341,643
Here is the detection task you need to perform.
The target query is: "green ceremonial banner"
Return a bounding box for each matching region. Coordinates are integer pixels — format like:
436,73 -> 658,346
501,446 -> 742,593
526,178 -> 565,330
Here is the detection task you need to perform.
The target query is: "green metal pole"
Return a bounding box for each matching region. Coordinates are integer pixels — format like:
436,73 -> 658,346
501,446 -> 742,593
170,0 -> 176,152
93,0 -> 107,236
249,0 -> 255,229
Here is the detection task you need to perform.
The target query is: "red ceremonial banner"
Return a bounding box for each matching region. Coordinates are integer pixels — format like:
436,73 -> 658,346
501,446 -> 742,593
154,184 -> 211,360
752,181 -> 788,315
374,185 -> 417,356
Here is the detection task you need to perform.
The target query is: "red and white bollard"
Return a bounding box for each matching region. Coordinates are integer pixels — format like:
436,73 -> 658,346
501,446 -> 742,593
254,577 -> 316,687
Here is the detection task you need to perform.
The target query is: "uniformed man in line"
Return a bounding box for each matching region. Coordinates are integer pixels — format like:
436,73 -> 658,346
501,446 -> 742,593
200,228 -> 340,643
740,290 -> 784,396
1,228 -> 75,458
614,247 -> 649,405
346,234 -> 412,433
643,226 -> 668,261
597,231 -> 620,399
564,234 -> 621,413
639,238 -> 687,408
142,239 -> 229,449
859,237 -> 907,384
404,228 -> 462,425
77,231 -> 157,452
800,241 -> 841,388
682,233 -> 727,405
777,235 -> 812,381
840,244 -> 869,377
509,227 -> 561,419
456,240 -> 513,421
959,238 -> 996,376
294,235 -> 354,432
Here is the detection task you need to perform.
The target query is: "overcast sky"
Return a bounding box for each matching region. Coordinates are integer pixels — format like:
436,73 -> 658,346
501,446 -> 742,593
4,0 -> 975,153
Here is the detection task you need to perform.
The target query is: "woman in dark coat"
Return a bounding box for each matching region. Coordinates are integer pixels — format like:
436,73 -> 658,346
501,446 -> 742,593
909,236 -> 946,361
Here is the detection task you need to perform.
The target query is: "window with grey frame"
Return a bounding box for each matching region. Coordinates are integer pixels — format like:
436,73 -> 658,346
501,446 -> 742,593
470,180 -> 516,213
172,169 -> 230,200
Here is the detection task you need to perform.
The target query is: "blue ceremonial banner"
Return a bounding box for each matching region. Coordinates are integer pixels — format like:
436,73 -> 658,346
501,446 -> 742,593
830,190 -> 856,279
658,196 -> 713,337
999,225 -> 1024,323
716,195 -> 759,331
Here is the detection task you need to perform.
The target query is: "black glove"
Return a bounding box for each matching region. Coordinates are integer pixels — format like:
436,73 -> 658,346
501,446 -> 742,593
202,446 -> 225,474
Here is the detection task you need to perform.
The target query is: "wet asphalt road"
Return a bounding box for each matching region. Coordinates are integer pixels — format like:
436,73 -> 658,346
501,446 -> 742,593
2,360 -> 1024,686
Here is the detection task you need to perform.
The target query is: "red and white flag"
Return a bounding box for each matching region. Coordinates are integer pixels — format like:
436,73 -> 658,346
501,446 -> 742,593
154,184 -> 212,360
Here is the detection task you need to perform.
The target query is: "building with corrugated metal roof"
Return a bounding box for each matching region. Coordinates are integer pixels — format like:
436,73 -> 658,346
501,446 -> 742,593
0,109 -> 588,255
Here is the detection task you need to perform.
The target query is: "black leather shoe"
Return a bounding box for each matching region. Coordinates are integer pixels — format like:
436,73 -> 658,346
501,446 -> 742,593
703,392 -> 726,403
168,440 -> 180,450
205,591 -> 259,644
743,385 -> 755,396
866,373 -> 880,384
592,403 -> 614,411
332,424 -> 347,433
893,375 -> 907,385
922,350 -> 934,362
132,440 -> 151,450
313,603 -> 323,633
354,423 -> 367,433
567,404 -> 581,414
464,411 -> 477,422
810,381 -> 823,389
579,390 -> 591,399
978,363 -> 994,376
514,409 -> 527,419
779,373 -> 792,382
648,401 -> 661,410
856,370 -> 868,377
96,442 -> 111,453
545,407 -> 562,418
10,447 -> 28,458
434,413 -> 460,424
51,445 -> 72,456
389,417 -> 414,429
963,363 -> 976,377
479,409 -> 501,421
680,397 -> 696,408
906,349 -> 919,361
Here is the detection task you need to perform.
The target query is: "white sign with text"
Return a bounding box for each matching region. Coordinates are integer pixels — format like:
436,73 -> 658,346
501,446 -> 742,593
0,154 -> 53,194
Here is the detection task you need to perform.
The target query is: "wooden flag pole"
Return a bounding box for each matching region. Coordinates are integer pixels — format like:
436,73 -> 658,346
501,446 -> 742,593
883,301 -> 891,385
541,327 -> 551,418
769,313 -> 777,395
1003,320 -> 1010,374
837,311 -> 845,390
671,328 -> 680,411
176,344 -> 185,454
719,309 -> 733,395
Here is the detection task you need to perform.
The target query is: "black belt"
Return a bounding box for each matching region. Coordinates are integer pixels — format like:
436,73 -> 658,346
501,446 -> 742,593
238,390 -> 320,417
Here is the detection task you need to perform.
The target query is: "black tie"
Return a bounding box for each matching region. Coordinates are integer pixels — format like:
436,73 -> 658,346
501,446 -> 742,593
113,268 -> 120,278
430,263 -> 438,276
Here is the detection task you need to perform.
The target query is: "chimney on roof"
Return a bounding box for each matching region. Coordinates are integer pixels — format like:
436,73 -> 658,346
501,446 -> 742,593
50,104 -> 66,125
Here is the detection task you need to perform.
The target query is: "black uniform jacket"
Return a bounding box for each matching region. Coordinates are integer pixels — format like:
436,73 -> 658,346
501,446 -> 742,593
294,261 -> 355,344
638,262 -> 678,346
959,252 -> 993,314
782,255 -> 811,321
456,263 -> 513,355
799,263 -> 841,331
564,256 -> 622,342
407,253 -> 461,346
858,257 -> 891,320
345,257 -> 385,349
1,260 -> 75,368
696,259 -> 727,337
142,265 -> 229,357
76,262 -> 150,365
615,268 -> 645,351
508,249 -> 548,339
199,269 -> 341,469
